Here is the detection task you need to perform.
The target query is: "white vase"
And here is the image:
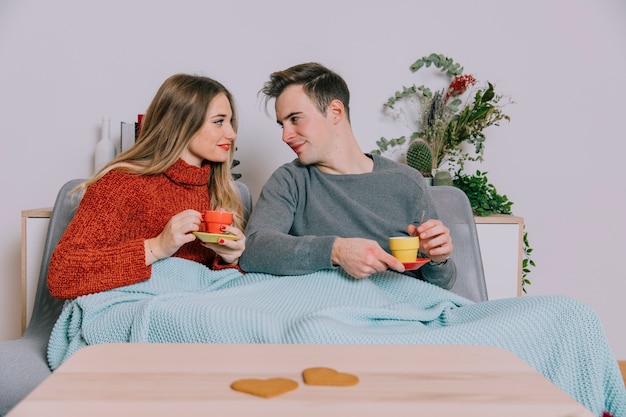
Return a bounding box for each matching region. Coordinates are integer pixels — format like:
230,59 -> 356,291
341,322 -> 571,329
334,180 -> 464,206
94,117 -> 116,173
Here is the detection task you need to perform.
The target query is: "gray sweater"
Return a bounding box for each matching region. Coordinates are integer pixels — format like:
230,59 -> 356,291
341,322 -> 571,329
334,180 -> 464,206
239,154 -> 456,289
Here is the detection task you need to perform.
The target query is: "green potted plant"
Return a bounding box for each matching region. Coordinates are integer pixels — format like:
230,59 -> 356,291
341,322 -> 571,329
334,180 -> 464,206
453,169 -> 534,292
373,53 -> 534,292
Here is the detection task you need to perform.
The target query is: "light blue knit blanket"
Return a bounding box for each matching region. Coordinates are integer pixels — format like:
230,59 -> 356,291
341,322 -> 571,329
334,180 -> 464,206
48,258 -> 625,416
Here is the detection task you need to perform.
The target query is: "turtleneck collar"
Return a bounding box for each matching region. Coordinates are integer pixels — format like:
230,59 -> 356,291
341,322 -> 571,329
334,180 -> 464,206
164,158 -> 212,186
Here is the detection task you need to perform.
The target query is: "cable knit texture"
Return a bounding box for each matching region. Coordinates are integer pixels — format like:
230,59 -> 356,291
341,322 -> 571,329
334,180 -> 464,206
48,258 -> 626,417
47,159 -> 237,299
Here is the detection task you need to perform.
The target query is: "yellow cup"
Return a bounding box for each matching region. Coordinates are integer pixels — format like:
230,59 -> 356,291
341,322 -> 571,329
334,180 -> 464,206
388,236 -> 420,262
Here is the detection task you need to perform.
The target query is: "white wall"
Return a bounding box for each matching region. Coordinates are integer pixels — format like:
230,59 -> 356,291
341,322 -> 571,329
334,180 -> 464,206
1,0 -> 625,358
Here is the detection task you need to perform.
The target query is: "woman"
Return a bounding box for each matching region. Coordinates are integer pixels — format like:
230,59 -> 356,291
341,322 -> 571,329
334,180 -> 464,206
48,74 -> 246,299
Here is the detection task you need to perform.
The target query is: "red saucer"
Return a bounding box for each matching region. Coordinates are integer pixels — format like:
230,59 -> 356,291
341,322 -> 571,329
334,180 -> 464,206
402,258 -> 430,271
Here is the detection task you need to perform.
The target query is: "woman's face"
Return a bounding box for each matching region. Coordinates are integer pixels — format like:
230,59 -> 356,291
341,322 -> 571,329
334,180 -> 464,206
181,93 -> 236,167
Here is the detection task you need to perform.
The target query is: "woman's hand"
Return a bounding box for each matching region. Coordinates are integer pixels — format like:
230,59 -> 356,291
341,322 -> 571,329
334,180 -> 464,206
200,224 -> 246,264
145,209 -> 203,265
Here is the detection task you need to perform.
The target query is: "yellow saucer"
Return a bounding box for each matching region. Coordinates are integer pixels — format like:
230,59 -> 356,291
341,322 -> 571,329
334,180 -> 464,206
192,232 -> 239,243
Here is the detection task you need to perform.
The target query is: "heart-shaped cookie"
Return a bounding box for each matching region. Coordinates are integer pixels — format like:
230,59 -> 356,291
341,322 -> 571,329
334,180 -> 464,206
230,377 -> 298,398
302,367 -> 359,386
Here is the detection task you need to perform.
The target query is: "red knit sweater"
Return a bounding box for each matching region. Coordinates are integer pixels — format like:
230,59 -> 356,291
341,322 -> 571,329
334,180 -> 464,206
48,158 -> 238,299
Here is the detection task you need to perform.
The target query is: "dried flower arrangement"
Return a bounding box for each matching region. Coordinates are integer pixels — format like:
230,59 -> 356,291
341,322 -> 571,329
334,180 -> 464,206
373,53 -> 511,178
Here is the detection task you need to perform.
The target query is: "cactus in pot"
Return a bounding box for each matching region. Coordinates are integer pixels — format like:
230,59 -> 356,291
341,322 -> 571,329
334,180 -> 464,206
406,139 -> 432,177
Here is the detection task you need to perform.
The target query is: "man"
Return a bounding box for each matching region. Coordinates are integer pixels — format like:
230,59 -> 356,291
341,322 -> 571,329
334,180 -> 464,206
239,62 -> 455,289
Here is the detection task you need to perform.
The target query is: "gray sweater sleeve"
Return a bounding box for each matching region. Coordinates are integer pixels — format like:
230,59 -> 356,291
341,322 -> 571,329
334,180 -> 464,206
239,165 -> 337,275
406,257 -> 456,290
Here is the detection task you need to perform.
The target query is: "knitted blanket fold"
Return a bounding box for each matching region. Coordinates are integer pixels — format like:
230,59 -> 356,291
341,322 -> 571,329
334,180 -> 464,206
48,258 -> 625,417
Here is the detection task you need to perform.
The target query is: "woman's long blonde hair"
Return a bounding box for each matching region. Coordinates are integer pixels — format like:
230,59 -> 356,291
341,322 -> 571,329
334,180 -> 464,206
78,74 -> 245,229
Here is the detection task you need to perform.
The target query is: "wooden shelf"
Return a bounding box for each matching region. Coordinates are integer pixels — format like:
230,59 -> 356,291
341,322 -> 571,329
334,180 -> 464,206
21,208 -> 52,332
473,214 -> 524,299
474,214 -> 523,224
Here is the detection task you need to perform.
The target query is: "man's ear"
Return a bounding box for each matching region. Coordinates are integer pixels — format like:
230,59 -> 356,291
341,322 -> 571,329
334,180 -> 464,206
327,99 -> 345,124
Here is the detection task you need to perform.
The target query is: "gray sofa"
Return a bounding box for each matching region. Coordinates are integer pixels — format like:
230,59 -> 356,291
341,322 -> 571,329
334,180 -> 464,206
0,179 -> 485,416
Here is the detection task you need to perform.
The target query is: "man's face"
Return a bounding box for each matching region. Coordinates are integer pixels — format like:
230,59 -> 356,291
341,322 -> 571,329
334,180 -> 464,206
275,84 -> 335,167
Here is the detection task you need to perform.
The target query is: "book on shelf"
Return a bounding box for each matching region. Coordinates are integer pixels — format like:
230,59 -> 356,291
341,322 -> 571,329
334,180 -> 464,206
137,114 -> 144,137
120,121 -> 136,153
120,115 -> 144,153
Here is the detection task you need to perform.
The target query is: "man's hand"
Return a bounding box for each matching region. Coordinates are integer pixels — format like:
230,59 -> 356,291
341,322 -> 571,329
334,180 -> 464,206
408,219 -> 453,263
331,237 -> 405,278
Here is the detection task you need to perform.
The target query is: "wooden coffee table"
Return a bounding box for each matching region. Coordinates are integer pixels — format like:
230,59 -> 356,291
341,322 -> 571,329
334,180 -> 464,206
7,343 -> 593,417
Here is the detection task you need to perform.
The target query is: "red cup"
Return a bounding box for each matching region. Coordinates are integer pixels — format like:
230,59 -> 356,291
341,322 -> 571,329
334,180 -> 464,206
203,211 -> 233,234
